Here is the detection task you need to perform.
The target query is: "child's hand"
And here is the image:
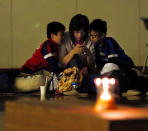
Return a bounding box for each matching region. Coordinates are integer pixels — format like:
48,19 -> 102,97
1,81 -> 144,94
73,44 -> 84,54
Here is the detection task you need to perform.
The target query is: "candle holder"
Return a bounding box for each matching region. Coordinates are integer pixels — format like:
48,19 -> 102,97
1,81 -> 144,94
94,77 -> 117,111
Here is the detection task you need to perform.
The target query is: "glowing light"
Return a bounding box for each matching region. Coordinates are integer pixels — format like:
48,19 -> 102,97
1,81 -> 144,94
110,78 -> 115,85
100,92 -> 111,100
102,77 -> 109,86
94,78 -> 102,86
94,77 -> 116,111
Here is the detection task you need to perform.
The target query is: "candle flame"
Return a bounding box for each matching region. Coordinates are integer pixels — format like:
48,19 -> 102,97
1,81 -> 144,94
100,92 -> 111,100
102,77 -> 109,88
94,77 -> 116,111
110,78 -> 115,85
95,78 -> 102,86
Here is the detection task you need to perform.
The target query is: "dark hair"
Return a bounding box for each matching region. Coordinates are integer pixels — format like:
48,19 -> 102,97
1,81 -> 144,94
47,22 -> 65,38
89,19 -> 107,34
69,14 -> 89,42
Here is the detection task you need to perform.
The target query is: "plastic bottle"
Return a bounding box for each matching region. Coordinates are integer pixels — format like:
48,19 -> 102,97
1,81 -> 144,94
72,82 -> 78,89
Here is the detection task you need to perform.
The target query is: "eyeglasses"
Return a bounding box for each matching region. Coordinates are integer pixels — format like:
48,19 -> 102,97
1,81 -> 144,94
89,33 -> 99,38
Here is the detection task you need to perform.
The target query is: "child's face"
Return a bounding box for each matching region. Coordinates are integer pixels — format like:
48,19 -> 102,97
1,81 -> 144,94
89,30 -> 104,44
73,29 -> 86,42
52,31 -> 64,44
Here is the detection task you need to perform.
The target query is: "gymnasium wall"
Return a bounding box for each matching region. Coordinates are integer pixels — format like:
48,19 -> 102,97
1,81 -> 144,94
0,0 -> 148,68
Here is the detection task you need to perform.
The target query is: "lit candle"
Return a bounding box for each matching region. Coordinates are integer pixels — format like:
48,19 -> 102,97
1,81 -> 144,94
94,77 -> 116,111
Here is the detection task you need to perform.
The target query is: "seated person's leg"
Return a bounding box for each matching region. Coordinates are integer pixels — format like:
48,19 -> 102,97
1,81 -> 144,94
67,55 -> 83,69
77,74 -> 99,94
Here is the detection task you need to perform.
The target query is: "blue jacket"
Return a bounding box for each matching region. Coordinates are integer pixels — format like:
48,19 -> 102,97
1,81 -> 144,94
94,37 -> 135,71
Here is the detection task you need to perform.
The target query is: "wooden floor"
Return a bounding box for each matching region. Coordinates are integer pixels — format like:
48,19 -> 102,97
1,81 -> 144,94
0,90 -> 148,131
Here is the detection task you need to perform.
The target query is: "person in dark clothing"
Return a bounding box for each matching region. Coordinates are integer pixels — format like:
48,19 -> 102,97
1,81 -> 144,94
89,19 -> 135,72
80,19 -> 147,95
